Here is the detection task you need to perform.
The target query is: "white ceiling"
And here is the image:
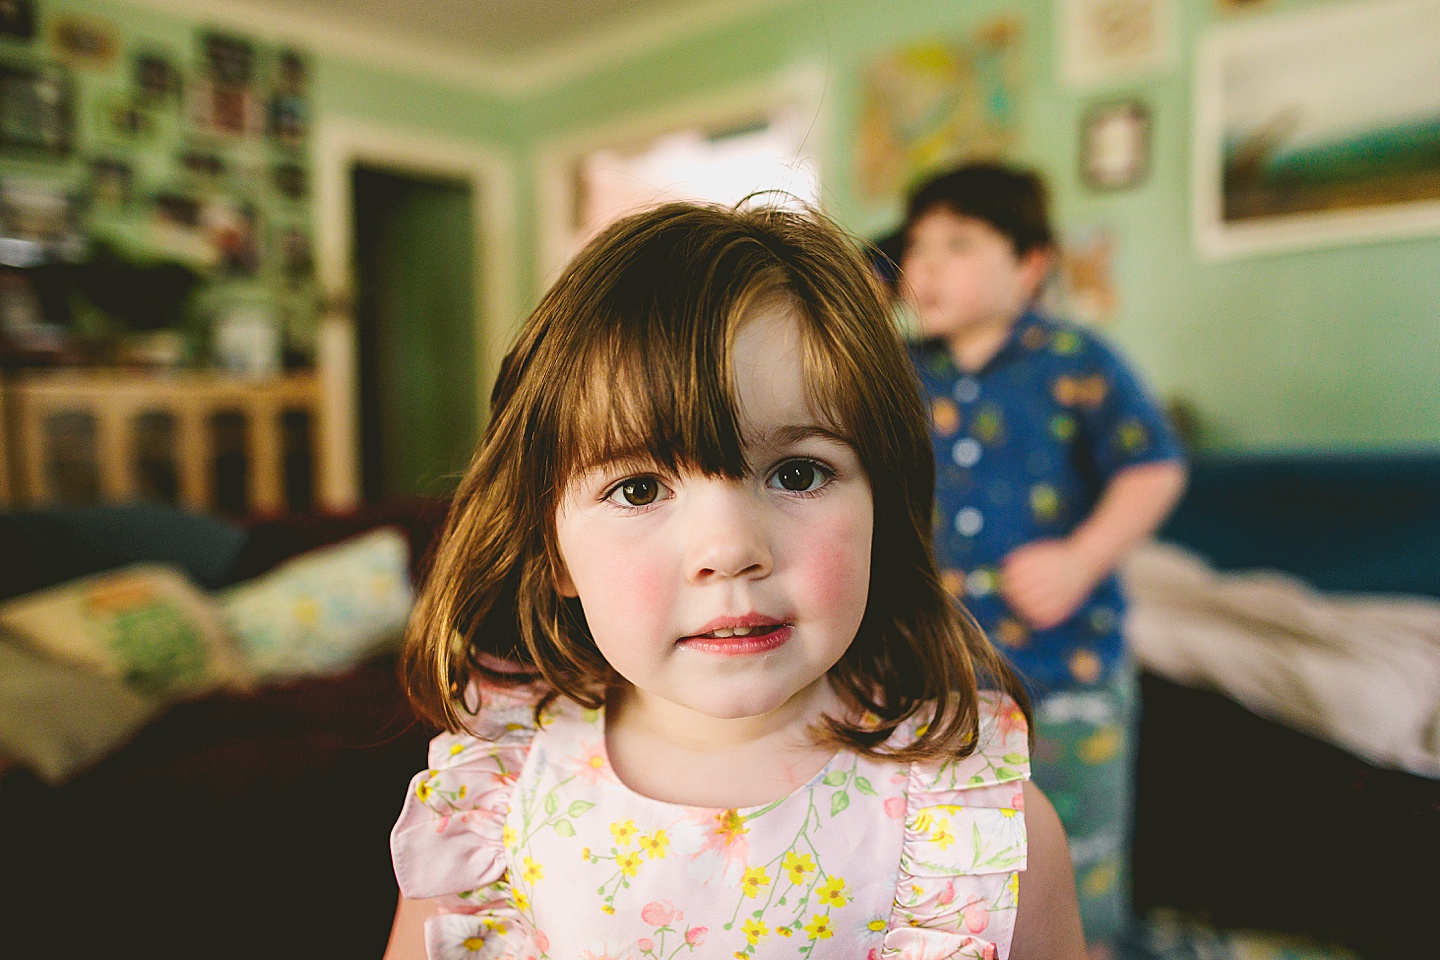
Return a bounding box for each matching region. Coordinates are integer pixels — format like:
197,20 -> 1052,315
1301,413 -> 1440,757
120,0 -> 795,92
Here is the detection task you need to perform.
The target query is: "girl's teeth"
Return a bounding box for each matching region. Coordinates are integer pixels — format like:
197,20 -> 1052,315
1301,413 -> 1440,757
708,626 -> 756,638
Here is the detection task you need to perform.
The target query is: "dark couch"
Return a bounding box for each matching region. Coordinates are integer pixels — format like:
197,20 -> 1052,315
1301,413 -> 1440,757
0,498 -> 449,960
1132,452 -> 1440,958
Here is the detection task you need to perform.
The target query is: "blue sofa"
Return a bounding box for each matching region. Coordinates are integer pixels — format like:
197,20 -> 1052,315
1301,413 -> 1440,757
1132,452 -> 1439,958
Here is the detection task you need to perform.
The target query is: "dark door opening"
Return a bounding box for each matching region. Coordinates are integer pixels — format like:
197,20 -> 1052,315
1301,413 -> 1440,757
351,165 -> 477,501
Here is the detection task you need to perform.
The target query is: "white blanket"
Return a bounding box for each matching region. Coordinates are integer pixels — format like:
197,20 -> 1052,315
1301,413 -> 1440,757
1122,541 -> 1440,780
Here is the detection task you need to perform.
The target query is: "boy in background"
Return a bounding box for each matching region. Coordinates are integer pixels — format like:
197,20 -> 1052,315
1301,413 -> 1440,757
895,163 -> 1188,957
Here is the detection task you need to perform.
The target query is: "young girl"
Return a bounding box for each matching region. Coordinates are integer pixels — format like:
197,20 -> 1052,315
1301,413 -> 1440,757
384,202 -> 1086,960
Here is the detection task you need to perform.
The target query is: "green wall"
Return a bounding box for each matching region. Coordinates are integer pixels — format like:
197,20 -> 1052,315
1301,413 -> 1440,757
509,0 -> 1440,453
7,0 -> 1435,454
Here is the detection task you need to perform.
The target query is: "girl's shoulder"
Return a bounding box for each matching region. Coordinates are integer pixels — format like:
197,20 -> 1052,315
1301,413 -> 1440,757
884,689 -> 1030,775
885,689 -> 1031,959
390,683 -> 551,902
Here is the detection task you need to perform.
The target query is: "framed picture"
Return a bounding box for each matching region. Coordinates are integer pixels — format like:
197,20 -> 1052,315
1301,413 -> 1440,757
268,49 -> 309,146
0,0 -> 36,41
1061,0 -> 1177,88
1195,0 -> 1440,257
90,156 -> 134,210
135,51 -> 183,102
51,15 -> 118,70
273,161 -> 307,200
279,225 -> 313,279
202,31 -> 255,86
103,92 -> 156,142
1080,99 -> 1151,190
0,62 -> 74,154
857,17 -> 1023,205
180,149 -> 226,179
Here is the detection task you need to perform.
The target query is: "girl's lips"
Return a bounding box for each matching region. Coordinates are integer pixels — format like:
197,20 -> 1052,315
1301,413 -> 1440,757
677,624 -> 793,656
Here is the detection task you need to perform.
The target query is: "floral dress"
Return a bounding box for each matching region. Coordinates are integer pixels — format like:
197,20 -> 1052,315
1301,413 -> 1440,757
391,689 -> 1030,960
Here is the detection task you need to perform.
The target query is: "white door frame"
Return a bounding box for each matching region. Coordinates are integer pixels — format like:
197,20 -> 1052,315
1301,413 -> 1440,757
313,118 -> 518,507
534,63 -> 828,292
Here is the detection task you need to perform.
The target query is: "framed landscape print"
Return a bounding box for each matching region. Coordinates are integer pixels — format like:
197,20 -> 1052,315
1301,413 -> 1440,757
1194,0 -> 1440,257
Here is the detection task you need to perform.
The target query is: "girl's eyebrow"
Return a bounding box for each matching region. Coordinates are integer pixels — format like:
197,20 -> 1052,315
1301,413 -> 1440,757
759,423 -> 852,449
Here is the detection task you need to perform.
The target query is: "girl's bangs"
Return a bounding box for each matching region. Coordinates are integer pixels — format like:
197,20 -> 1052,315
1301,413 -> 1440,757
553,297 -> 862,490
555,308 -> 747,488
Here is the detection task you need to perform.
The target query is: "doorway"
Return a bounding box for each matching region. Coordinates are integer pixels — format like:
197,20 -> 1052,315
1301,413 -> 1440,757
351,165 -> 477,500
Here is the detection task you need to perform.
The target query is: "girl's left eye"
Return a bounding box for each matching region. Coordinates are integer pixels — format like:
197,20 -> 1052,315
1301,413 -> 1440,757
769,459 -> 831,494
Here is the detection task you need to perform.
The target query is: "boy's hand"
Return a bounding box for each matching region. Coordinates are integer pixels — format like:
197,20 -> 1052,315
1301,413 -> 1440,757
1001,462 -> 1188,631
1000,539 -> 1102,630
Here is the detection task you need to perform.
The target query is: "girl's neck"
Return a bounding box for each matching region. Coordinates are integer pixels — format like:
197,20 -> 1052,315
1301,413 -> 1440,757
603,679 -> 847,808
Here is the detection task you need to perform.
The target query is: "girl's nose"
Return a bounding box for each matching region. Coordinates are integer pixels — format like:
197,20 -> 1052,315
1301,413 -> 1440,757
685,485 -> 773,584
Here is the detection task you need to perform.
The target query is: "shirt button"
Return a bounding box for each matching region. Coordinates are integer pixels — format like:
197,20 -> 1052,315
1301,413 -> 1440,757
952,438 -> 982,467
953,376 -> 980,403
954,507 -> 984,537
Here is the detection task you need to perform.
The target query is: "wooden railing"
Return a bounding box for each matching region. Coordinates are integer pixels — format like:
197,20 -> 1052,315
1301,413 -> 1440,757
1,369 -> 343,515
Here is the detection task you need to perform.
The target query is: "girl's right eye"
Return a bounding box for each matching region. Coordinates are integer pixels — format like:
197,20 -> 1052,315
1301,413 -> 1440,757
605,476 -> 669,508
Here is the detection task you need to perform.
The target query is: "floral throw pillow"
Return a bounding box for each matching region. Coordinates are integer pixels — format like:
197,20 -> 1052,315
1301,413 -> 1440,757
217,526 -> 413,679
0,564 -> 247,700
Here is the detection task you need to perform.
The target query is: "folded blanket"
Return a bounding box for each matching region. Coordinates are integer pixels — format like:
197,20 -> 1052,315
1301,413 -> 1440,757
1123,541 -> 1440,780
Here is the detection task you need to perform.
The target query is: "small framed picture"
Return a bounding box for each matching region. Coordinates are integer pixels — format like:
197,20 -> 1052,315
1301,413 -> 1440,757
268,49 -> 309,146
135,51 -> 183,102
0,62 -> 74,154
279,225 -> 313,279
152,189 -> 201,229
202,31 -> 255,86
90,156 -> 134,210
179,147 -> 226,179
103,92 -> 157,142
1080,99 -> 1151,191
51,15 -> 118,70
0,0 -> 36,41
273,161 -> 307,200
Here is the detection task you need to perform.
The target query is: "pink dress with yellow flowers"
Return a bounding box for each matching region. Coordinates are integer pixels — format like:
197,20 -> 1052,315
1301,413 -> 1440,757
391,689 -> 1030,960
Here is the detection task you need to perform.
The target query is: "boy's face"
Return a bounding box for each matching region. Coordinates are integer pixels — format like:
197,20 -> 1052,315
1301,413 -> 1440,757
900,207 -> 1050,343
552,303 -> 874,726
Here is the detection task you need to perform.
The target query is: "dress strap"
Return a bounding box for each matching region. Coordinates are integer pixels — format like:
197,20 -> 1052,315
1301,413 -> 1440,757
882,691 -> 1031,960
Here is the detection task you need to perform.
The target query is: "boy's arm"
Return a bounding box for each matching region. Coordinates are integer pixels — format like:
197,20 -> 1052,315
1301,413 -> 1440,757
1002,459 -> 1186,630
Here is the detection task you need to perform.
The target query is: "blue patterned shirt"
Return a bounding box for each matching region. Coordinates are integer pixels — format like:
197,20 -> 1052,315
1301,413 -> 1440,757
910,310 -> 1186,695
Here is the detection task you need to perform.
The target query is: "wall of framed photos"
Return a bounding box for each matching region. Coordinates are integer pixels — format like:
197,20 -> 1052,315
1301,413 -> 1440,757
0,0 -> 318,371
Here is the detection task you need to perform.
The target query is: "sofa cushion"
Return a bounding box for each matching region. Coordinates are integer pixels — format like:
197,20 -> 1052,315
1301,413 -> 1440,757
0,629 -> 164,785
217,526 -> 414,679
0,503 -> 247,602
0,564 -> 249,699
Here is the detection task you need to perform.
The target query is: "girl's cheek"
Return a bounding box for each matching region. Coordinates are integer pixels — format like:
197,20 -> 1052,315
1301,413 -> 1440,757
794,510 -> 873,609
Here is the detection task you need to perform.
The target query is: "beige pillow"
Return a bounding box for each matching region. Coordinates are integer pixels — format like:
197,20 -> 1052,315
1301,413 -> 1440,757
0,632 -> 164,785
0,564 -> 248,700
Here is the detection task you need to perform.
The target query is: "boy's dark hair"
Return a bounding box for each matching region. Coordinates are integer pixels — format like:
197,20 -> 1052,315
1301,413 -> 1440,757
904,162 -> 1055,255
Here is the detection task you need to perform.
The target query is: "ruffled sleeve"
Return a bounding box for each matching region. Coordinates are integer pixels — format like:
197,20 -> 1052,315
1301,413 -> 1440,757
883,691 -> 1031,960
390,684 -> 542,960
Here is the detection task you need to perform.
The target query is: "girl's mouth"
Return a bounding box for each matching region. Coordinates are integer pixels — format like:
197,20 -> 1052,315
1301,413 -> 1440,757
678,623 -> 793,655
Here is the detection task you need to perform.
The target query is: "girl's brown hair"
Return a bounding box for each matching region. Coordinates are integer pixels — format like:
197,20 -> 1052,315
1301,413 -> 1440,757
402,200 -> 1029,763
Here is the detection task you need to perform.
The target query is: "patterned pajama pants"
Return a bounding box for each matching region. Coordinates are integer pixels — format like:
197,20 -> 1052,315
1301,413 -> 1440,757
1028,663 -> 1139,947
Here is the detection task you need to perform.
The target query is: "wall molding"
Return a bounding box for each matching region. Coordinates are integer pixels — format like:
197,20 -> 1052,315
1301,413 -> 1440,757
111,0 -> 800,96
